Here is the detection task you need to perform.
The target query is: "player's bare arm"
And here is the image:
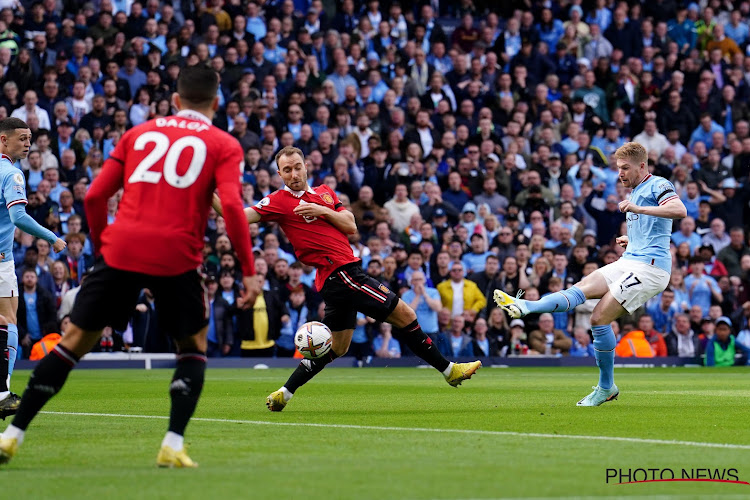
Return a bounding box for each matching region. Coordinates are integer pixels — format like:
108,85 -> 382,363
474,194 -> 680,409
618,197 -> 687,219
293,203 -> 357,234
212,193 -> 261,224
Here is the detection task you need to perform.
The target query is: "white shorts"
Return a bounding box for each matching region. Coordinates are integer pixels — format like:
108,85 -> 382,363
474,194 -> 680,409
596,258 -> 670,314
0,260 -> 17,297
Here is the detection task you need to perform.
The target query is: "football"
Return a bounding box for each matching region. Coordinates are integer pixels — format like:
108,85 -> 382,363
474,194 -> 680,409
294,321 -> 333,359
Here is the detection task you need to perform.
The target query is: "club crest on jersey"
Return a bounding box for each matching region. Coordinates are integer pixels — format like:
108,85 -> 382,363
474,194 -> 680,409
379,284 -> 390,294
12,173 -> 23,185
321,193 -> 334,205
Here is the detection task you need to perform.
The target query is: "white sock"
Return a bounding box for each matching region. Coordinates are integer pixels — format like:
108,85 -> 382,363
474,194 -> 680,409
3,425 -> 25,446
0,391 -> 9,401
442,362 -> 454,377
280,387 -> 293,402
161,431 -> 184,451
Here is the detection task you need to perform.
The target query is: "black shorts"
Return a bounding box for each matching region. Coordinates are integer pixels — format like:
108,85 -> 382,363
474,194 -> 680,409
320,261 -> 399,331
70,260 -> 208,341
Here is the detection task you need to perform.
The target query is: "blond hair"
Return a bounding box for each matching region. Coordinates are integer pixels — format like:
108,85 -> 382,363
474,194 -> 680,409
614,141 -> 647,166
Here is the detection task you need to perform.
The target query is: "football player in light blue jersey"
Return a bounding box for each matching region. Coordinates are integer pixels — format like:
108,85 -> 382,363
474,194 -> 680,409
0,118 -> 66,420
494,142 -> 686,406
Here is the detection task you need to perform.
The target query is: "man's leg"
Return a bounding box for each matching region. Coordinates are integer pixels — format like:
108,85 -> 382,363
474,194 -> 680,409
0,297 -> 18,397
157,328 -> 207,468
0,317 -> 9,402
386,300 -> 450,372
576,292 -> 627,407
267,329 -> 353,411
386,300 -> 482,387
1,261 -> 143,464
0,324 -> 101,461
495,271 -> 609,317
6,324 -> 17,390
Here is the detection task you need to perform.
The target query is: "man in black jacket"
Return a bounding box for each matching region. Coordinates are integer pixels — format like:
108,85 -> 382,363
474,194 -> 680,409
467,255 -> 501,319
665,314 -> 703,357
658,90 -> 696,145
402,109 -> 440,157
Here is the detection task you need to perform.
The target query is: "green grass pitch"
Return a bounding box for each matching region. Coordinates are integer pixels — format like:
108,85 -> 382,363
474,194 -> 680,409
3,366 -> 750,499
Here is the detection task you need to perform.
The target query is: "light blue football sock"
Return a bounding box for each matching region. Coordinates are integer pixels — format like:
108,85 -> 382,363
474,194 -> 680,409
524,286 -> 586,313
7,323 -> 17,377
592,324 -> 616,390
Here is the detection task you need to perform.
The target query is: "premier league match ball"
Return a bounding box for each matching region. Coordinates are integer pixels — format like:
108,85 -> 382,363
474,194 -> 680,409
294,322 -> 333,359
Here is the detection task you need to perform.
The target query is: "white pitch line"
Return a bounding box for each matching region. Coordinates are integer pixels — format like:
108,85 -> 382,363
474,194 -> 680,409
40,411 -> 750,451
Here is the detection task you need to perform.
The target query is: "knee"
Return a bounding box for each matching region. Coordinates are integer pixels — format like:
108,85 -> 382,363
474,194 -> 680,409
332,344 -> 349,357
404,308 -> 417,325
590,312 -> 606,327
331,334 -> 351,357
396,304 -> 417,327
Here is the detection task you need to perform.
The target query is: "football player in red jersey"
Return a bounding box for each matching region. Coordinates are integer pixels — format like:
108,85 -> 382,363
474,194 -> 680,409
0,66 -> 262,468
214,146 -> 481,412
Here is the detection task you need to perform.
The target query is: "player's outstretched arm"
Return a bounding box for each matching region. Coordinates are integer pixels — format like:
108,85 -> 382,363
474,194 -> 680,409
8,204 -> 66,252
618,198 -> 687,219
212,193 -> 261,224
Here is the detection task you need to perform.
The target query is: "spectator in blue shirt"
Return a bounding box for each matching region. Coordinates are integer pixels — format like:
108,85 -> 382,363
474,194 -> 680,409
569,327 -> 596,357
117,52 -> 147,99
724,10 -> 749,47
373,323 -> 401,358
684,257 -> 723,317
245,2 -> 267,41
401,271 -> 442,339
689,113 -> 725,150
326,60 -> 358,104
537,9 -> 565,53
671,217 -> 702,253
438,314 -> 473,358
647,288 -> 679,333
461,234 -> 492,274
585,0 -> 612,33
350,312 -> 373,366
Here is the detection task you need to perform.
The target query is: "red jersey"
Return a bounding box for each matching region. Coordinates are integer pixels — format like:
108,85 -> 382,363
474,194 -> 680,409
86,110 -> 254,277
252,184 -> 358,290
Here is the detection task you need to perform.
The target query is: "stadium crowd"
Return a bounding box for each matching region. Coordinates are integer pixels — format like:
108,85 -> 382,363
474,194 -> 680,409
2,0 -> 750,364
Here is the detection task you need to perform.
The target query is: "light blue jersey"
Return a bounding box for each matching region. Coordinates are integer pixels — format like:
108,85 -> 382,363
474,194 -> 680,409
0,154 -> 29,263
622,174 -> 679,273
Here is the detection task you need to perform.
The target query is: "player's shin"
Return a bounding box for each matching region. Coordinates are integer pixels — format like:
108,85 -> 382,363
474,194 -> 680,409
592,325 -> 616,390
167,352 -> 207,441
525,286 -> 586,314
283,350 -> 339,395
0,325 -> 8,395
11,344 -> 80,432
393,320 -> 450,372
6,324 -> 17,386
